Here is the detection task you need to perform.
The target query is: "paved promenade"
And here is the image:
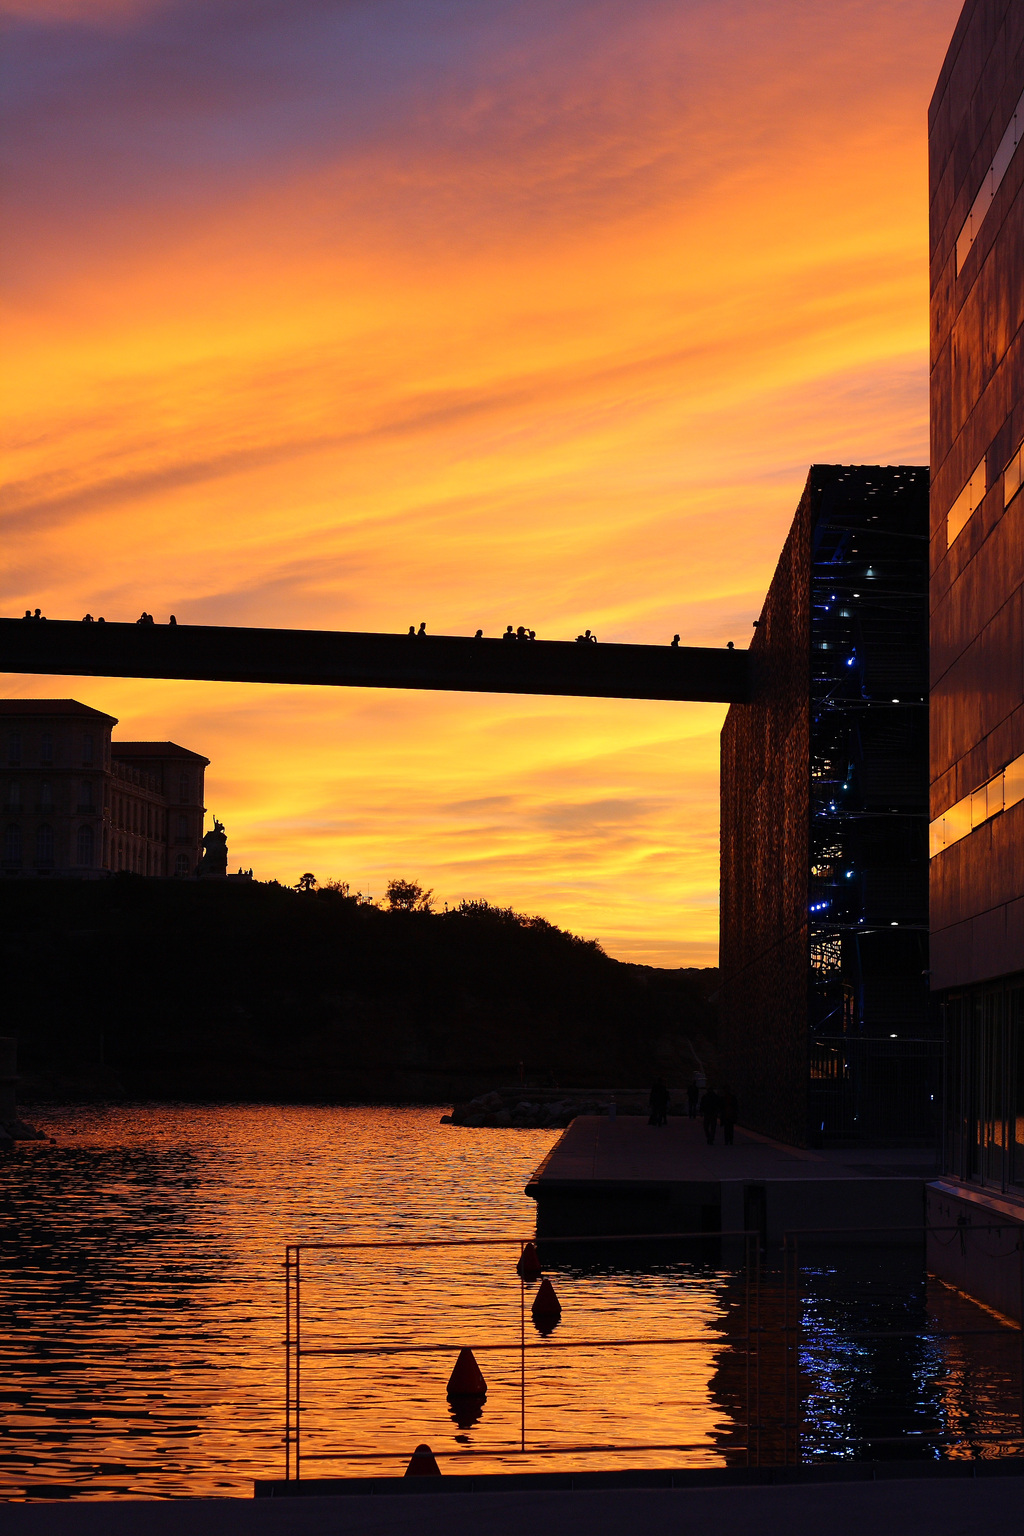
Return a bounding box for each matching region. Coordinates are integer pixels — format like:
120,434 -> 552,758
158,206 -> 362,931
525,1114 -> 937,1239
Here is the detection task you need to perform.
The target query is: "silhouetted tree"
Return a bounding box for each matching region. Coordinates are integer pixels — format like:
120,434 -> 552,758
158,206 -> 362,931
295,872 -> 317,893
385,877 -> 434,912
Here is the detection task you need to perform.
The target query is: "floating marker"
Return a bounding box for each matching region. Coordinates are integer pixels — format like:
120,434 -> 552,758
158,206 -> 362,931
446,1347 -> 487,1398
517,1241 -> 542,1280
531,1277 -> 561,1320
405,1444 -> 441,1477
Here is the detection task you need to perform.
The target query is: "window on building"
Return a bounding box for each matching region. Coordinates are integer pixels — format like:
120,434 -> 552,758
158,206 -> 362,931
6,782 -> 19,809
955,85 -> 1024,275
82,734 -> 94,764
79,781 -> 93,811
175,852 -> 190,877
8,734 -> 21,766
179,773 -> 190,801
1005,440 -> 1024,508
76,824 -> 94,867
39,781 -> 53,811
35,824 -> 54,866
947,457 -> 987,547
2,824 -> 22,865
40,733 -> 53,765
177,813 -> 189,838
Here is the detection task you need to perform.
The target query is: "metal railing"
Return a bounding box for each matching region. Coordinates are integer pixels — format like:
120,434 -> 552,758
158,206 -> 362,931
282,1222 -> 1024,1480
284,1230 -> 761,1480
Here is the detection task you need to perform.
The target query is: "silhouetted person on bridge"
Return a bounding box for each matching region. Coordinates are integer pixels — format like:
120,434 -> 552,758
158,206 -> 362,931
417,622 -> 427,637
701,1088 -> 721,1145
671,634 -> 680,646
648,1078 -> 670,1127
474,629 -> 483,639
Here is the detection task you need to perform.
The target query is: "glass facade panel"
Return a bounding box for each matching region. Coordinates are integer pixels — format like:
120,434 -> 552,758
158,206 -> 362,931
1004,753 -> 1024,811
1005,442 -> 1024,506
947,459 -> 987,545
987,773 -> 1005,819
945,975 -> 1024,1193
1012,988 -> 1024,1188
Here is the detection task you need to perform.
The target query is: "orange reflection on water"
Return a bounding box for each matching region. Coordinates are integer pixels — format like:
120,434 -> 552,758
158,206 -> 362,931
2,1105 -> 742,1498
5,1103 -> 1021,1500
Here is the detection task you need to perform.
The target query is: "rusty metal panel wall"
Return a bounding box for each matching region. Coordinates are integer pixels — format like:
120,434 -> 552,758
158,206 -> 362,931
930,0 -> 1024,988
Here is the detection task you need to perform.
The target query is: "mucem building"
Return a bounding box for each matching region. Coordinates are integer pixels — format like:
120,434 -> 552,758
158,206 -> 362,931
719,465 -> 936,1148
926,0 -> 1024,1316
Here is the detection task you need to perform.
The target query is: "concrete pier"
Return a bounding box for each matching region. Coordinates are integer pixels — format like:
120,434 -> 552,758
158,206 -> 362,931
525,1115 -> 935,1243
3,1468 -> 1024,1536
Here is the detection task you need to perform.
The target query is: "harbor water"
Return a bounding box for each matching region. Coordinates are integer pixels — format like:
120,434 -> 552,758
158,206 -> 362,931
1,1103 -> 1020,1500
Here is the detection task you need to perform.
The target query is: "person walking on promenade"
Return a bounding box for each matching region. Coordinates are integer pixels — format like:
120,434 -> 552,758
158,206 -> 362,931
648,1078 -> 670,1127
719,1088 -> 737,1146
686,1077 -> 700,1119
701,1088 -> 721,1146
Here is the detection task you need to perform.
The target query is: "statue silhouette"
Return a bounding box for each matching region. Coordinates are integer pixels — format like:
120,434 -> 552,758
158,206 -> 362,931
199,818 -> 228,877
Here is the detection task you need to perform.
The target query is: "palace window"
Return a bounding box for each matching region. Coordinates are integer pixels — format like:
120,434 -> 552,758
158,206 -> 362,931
39,781 -> 53,811
2,824 -> 22,864
175,853 -> 190,876
6,782 -> 19,809
177,813 -> 189,839
7,734 -> 20,766
35,824 -> 54,866
179,773 -> 190,801
79,781 -> 93,811
76,824 -> 94,867
82,734 -> 94,764
40,733 -> 53,765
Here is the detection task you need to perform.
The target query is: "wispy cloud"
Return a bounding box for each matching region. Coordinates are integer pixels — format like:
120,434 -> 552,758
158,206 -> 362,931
2,0 -> 961,961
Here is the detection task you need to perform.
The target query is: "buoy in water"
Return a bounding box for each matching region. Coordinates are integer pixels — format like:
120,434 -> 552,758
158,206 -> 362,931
531,1277 -> 561,1320
517,1241 -> 542,1280
405,1444 -> 442,1476
446,1347 -> 487,1398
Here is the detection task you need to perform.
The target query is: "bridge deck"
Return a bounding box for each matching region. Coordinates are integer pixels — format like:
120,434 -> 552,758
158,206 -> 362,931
0,619 -> 750,703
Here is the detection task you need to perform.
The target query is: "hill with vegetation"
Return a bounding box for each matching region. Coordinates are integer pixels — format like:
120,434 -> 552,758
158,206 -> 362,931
3,876 -> 719,1103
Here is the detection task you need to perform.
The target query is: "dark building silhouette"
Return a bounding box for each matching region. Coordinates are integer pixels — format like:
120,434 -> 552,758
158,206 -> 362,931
927,1 -> 1024,1309
0,699 -> 208,878
719,466 -> 935,1146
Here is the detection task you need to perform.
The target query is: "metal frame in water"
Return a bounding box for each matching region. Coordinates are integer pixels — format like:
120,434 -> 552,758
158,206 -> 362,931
283,1231 -> 762,1479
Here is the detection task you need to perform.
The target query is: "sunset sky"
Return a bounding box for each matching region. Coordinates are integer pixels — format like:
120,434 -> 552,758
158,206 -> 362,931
2,0 -> 962,964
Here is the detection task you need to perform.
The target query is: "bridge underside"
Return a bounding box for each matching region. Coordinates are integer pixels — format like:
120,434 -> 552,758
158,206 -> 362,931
0,619 -> 750,704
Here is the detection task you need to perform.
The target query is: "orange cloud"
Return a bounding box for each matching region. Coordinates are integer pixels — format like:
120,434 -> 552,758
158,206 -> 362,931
1,0 -> 962,962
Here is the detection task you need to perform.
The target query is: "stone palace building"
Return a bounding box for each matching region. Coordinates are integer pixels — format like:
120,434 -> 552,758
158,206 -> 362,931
1,700 -> 208,878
